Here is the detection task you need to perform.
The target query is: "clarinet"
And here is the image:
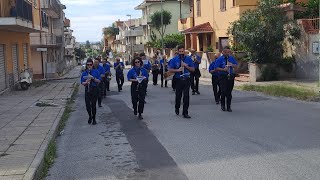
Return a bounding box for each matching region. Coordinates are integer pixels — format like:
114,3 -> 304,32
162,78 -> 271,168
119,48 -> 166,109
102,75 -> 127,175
225,56 -> 231,79
87,70 -> 92,93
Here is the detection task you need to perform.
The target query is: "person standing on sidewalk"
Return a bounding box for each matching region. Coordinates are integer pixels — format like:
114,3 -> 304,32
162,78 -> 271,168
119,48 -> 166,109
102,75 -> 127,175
81,58 -> 101,125
102,59 -> 111,95
114,57 -> 124,92
214,46 -> 238,112
168,45 -> 195,119
127,57 -> 149,120
189,49 -> 201,95
160,55 -> 168,88
152,56 -> 160,85
208,53 -> 221,104
94,59 -> 105,107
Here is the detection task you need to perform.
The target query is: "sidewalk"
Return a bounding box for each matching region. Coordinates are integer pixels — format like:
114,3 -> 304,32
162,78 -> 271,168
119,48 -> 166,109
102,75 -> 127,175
0,75 -> 78,179
47,65 -> 82,80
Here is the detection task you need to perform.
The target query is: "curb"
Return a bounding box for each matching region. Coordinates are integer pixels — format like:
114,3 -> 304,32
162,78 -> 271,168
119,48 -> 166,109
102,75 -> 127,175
22,84 -> 78,180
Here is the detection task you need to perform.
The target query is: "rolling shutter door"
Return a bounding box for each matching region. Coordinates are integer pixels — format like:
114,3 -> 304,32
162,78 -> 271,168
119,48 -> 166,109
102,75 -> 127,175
0,45 -> 6,91
12,44 -> 19,82
23,44 -> 28,68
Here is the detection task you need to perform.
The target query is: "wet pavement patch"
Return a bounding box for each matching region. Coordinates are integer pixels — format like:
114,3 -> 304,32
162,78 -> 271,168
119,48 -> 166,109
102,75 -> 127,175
35,101 -> 59,107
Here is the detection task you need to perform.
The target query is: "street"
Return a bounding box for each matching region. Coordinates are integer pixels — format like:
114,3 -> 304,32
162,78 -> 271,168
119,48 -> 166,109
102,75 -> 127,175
47,70 -> 320,180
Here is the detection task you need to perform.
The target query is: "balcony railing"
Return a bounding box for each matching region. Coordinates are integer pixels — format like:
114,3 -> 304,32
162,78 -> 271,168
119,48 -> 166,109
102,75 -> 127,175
30,33 -> 57,46
41,0 -> 61,14
56,36 -> 63,45
301,18 -> 320,34
41,11 -> 49,28
3,0 -> 33,22
123,29 -> 143,37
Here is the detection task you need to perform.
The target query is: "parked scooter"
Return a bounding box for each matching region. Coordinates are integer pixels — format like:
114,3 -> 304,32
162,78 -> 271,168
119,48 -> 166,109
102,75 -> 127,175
20,68 -> 32,90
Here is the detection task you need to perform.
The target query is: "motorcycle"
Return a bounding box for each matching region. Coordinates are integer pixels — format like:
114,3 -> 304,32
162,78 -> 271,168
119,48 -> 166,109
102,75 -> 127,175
20,69 -> 32,90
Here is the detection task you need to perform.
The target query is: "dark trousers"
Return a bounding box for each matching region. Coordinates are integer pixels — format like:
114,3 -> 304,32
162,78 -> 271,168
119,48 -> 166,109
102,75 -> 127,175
160,69 -> 168,87
175,78 -> 190,115
152,69 -> 159,85
102,77 -> 110,96
190,68 -> 201,92
212,76 -> 221,103
131,81 -> 147,114
172,77 -> 177,90
97,82 -> 104,106
219,75 -> 235,108
116,73 -> 124,91
85,86 -> 98,118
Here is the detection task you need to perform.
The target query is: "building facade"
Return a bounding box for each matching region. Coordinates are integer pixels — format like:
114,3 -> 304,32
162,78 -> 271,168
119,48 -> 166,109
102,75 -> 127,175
64,18 -> 76,70
0,0 -> 45,91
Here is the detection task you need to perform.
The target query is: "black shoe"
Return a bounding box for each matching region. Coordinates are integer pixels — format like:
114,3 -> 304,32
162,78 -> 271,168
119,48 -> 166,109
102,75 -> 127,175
165,85 -> 168,88
134,109 -> 137,115
196,91 -> 200,95
221,107 -> 226,111
92,120 -> 97,125
118,89 -> 120,92
183,114 -> 191,119
138,114 -> 143,120
192,92 -> 195,95
88,117 -> 92,124
144,100 -> 147,104
173,89 -> 175,92
107,89 -> 110,91
216,101 -> 220,105
98,104 -> 102,107
175,109 -> 179,115
161,84 -> 163,87
227,108 -> 232,112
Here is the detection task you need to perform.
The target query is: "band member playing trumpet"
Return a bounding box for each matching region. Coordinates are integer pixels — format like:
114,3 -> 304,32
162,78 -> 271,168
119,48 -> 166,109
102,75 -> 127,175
81,58 -> 101,125
127,57 -> 149,120
168,45 -> 195,119
214,46 -> 238,112
160,55 -> 168,87
189,49 -> 201,95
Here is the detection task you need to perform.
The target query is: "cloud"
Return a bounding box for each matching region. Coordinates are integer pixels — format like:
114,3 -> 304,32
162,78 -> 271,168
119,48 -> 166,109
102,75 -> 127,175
60,0 -> 142,42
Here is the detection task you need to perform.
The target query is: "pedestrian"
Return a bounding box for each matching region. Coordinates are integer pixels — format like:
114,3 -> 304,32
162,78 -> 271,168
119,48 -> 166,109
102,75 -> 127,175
208,53 -> 221,104
214,46 -> 238,112
160,55 -> 168,88
127,57 -> 149,120
168,45 -> 195,118
80,58 -> 101,125
102,59 -> 111,95
94,59 -> 105,107
114,57 -> 125,92
189,49 -> 201,95
152,56 -> 160,85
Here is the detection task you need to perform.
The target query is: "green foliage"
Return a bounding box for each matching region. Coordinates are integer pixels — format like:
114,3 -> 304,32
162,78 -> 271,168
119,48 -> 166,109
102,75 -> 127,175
277,57 -> 295,72
74,48 -> 86,60
150,31 -> 157,42
295,0 -> 320,19
207,46 -> 214,52
150,10 -> 172,43
163,33 -> 185,48
228,0 -> 301,63
102,24 -> 119,37
261,66 -> 279,81
85,40 -> 90,49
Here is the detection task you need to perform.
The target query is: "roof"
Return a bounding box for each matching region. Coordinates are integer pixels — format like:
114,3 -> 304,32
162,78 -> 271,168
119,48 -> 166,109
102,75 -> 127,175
134,0 -> 162,10
183,22 -> 214,34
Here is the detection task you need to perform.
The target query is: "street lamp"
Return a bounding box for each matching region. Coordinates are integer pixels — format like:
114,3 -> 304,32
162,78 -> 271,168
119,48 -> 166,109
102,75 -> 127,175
126,14 -> 133,64
178,0 -> 184,19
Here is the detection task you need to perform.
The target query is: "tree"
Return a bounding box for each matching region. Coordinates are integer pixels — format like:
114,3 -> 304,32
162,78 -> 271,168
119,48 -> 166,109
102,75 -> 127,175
163,33 -> 185,48
102,24 -> 119,38
228,0 -> 300,63
294,0 -> 320,19
150,10 -> 172,46
75,48 -> 86,60
85,40 -> 90,49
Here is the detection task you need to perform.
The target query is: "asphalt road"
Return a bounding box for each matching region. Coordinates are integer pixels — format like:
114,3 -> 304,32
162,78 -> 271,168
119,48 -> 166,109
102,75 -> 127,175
47,71 -> 320,180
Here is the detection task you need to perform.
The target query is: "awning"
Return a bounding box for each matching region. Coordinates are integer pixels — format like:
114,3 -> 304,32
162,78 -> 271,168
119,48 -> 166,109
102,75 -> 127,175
183,22 -> 214,34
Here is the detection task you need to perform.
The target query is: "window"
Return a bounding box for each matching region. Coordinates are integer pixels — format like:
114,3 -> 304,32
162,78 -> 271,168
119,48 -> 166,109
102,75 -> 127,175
233,0 -> 236,7
196,0 -> 201,17
220,0 -> 226,11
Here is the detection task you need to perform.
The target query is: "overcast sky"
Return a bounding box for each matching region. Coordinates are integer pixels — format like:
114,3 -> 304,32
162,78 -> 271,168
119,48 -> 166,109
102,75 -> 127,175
60,0 -> 142,42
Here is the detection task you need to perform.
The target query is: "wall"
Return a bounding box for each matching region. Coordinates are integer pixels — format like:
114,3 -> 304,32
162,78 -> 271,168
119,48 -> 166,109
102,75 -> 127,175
32,0 -> 41,30
30,48 -> 44,78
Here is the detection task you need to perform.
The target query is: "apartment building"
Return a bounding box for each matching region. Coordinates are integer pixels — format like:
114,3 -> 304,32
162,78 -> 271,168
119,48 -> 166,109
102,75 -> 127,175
64,18 -> 76,69
0,0 -> 46,91
29,0 -> 66,79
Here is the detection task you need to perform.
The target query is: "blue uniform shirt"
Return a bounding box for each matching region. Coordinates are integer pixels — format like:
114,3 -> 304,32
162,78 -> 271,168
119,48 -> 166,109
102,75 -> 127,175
102,63 -> 110,73
127,67 -> 149,81
189,54 -> 201,69
213,55 -> 238,75
96,64 -> 105,75
114,62 -> 124,74
208,61 -> 219,77
159,59 -> 168,70
168,55 -> 194,78
80,69 -> 101,87
143,60 -> 151,71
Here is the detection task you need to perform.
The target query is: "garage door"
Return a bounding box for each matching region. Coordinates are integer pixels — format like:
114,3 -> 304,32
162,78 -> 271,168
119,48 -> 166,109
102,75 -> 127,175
23,43 -> 28,68
12,44 -> 19,82
0,45 -> 6,91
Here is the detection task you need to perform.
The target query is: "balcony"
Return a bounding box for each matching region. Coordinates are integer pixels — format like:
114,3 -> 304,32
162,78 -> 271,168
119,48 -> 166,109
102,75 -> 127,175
141,16 -> 151,25
41,0 -> 61,19
135,18 -> 142,27
0,0 -> 41,32
65,44 -> 74,49
126,44 -> 144,52
301,18 -> 320,34
123,29 -> 143,37
178,17 -> 194,32
30,33 -> 57,46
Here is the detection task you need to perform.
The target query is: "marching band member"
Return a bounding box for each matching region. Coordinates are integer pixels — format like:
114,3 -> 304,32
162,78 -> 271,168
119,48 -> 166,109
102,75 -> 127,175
160,55 -> 168,87
94,59 -> 105,107
114,57 -> 125,92
140,53 -> 151,94
102,59 -> 111,96
214,46 -> 238,112
168,45 -> 195,119
80,58 -> 101,125
151,56 -> 160,85
127,57 -> 149,120
208,53 -> 221,104
189,49 -> 201,95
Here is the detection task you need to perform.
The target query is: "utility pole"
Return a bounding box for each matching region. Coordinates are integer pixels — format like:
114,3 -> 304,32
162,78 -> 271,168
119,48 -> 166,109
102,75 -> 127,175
127,14 -> 133,65
160,0 -> 164,55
